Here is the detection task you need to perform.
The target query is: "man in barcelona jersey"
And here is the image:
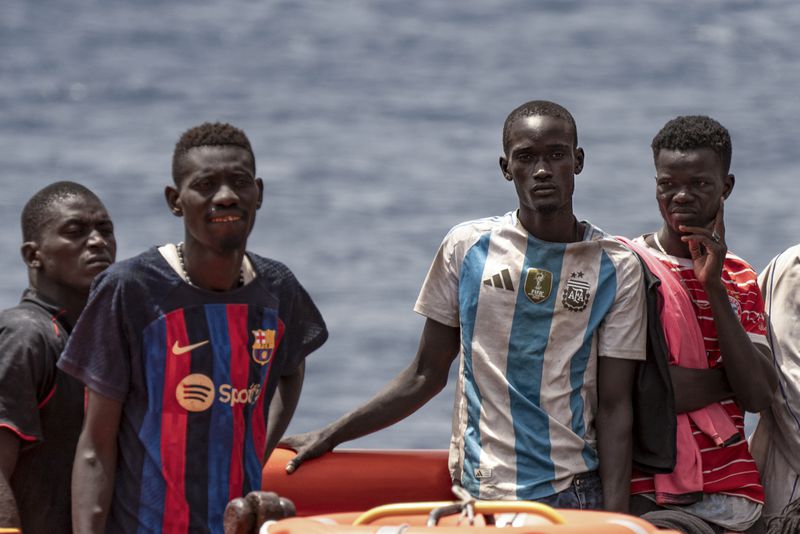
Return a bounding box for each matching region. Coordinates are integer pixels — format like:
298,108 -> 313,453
283,100 -> 646,512
58,123 -> 328,533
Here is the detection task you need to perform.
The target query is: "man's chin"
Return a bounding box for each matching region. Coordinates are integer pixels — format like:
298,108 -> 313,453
218,234 -> 247,252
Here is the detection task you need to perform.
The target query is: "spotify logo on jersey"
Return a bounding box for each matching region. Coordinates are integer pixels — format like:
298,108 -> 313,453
176,373 -> 215,412
174,373 -> 263,412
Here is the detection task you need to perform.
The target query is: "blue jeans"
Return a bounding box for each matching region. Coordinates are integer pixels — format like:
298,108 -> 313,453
536,471 -> 603,510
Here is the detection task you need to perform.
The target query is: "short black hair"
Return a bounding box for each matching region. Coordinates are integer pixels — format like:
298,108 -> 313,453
651,115 -> 732,174
171,122 -> 255,184
21,181 -> 100,242
502,100 -> 578,154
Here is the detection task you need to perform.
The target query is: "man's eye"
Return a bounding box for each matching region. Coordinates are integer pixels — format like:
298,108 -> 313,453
62,226 -> 85,237
551,151 -> 565,160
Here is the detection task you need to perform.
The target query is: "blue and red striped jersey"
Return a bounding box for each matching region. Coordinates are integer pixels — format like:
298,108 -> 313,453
59,247 -> 327,533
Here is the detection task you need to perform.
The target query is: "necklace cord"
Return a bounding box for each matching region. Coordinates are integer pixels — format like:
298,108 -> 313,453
176,242 -> 245,288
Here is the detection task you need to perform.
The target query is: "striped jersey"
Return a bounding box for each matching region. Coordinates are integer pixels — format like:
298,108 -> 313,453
58,247 -> 327,533
414,212 -> 646,500
629,236 -> 767,504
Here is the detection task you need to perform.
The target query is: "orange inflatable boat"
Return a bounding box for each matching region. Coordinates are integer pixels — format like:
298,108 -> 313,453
261,448 -> 679,533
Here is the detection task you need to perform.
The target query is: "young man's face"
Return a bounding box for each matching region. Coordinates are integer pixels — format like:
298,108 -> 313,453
33,194 -> 116,293
654,147 -> 732,234
500,115 -> 583,216
169,145 -> 263,253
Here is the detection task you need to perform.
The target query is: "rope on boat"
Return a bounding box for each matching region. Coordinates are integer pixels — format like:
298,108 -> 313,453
767,496 -> 800,534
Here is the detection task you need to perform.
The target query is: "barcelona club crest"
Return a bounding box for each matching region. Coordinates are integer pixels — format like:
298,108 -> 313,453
562,271 -> 591,312
252,329 -> 276,366
524,268 -> 553,304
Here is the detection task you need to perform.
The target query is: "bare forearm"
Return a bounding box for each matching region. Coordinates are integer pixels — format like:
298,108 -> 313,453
73,391 -> 122,534
282,320 -> 460,474
706,282 -> 777,411
264,364 -> 305,462
0,430 -> 21,528
0,474 -> 20,529
670,366 -> 732,413
72,435 -> 117,534
324,362 -> 446,448
597,401 -> 632,512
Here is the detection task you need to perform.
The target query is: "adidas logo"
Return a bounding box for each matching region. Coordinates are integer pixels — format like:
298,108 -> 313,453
483,268 -> 514,291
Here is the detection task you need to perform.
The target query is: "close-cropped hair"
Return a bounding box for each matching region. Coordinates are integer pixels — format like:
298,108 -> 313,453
651,115 -> 732,174
502,100 -> 578,153
171,122 -> 255,184
21,181 -> 99,242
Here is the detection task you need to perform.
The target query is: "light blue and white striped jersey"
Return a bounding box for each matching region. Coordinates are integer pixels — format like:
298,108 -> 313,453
414,211 -> 646,500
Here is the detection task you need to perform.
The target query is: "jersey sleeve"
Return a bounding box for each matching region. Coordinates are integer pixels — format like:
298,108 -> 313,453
0,314 -> 56,443
731,260 -> 768,347
413,231 -> 461,328
759,247 -> 800,352
57,270 -> 132,402
597,246 -> 647,361
279,274 -> 328,375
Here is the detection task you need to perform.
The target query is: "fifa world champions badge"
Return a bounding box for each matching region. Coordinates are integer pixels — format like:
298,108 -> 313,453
524,268 -> 553,304
252,329 -> 276,365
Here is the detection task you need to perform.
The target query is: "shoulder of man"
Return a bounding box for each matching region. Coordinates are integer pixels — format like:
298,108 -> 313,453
722,250 -> 759,278
0,303 -> 60,346
85,247 -> 176,299
444,212 -> 513,242
246,252 -> 295,286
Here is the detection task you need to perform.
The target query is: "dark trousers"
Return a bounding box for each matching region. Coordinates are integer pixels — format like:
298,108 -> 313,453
536,471 -> 603,510
630,494 -> 765,534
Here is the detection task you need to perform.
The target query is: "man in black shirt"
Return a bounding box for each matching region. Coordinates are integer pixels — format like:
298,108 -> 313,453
0,181 -> 116,533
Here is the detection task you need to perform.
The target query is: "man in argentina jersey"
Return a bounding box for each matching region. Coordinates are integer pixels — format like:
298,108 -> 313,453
629,116 -> 776,533
57,123 -> 327,534
282,101 -> 645,513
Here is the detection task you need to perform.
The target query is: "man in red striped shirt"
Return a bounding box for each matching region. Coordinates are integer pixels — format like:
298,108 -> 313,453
630,115 -> 778,533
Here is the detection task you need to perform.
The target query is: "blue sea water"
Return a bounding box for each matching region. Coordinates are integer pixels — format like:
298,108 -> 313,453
1,0 -> 798,448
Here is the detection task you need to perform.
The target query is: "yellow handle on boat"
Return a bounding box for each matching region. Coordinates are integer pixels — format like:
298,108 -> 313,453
0,529 -> 21,533
352,500 -> 567,525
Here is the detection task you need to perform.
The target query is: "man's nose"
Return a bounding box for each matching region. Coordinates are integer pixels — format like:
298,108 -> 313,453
532,160 -> 551,179
87,229 -> 111,248
213,184 -> 239,206
673,185 -> 695,201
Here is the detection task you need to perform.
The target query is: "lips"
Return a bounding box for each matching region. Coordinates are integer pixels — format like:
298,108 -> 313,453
531,184 -> 557,196
669,208 -> 698,219
210,215 -> 242,223
208,210 -> 245,223
85,255 -> 112,268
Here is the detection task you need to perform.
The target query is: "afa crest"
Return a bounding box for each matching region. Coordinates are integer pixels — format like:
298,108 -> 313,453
252,329 -> 276,365
524,268 -> 553,304
562,271 -> 591,312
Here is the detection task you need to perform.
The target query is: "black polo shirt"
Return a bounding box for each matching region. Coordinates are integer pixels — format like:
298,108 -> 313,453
0,288 -> 83,534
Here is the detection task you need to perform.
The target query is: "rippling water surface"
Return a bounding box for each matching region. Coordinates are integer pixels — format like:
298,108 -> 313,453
1,0 -> 798,447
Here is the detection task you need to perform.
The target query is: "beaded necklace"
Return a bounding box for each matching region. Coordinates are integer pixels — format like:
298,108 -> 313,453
176,242 -> 244,288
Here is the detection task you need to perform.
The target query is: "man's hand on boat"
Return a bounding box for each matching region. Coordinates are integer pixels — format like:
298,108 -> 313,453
281,430 -> 335,473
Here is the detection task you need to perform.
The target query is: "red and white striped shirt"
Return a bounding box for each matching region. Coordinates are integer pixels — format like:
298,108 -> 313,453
630,241 -> 767,504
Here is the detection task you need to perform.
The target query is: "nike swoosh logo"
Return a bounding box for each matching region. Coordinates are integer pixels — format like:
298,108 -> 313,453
172,340 -> 210,355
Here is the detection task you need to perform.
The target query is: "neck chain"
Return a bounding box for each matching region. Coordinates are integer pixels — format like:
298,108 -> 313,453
650,233 -> 710,309
652,231 -> 670,256
176,242 -> 245,288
